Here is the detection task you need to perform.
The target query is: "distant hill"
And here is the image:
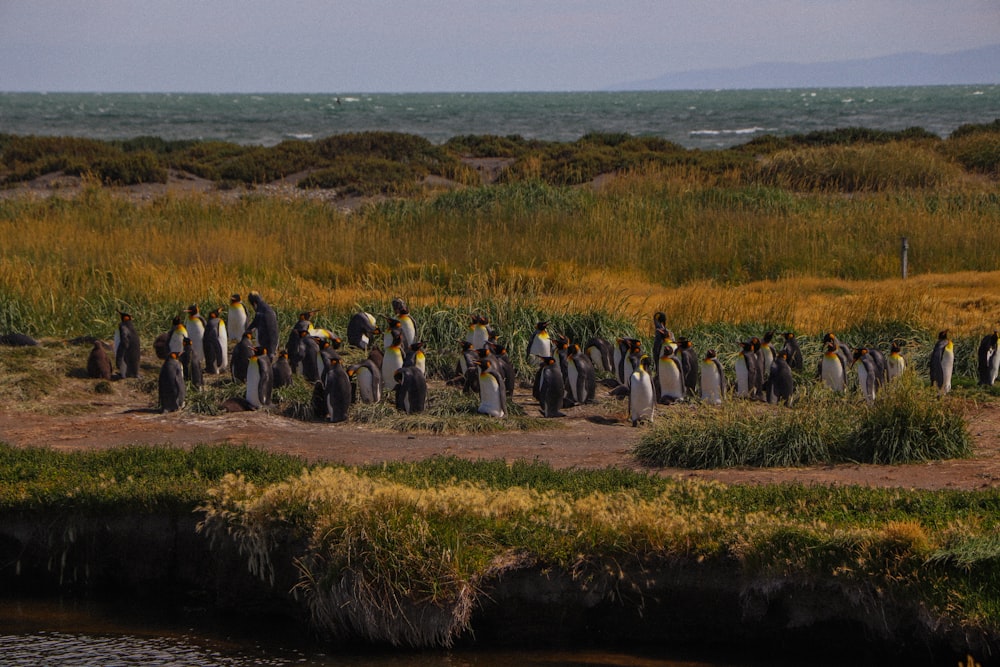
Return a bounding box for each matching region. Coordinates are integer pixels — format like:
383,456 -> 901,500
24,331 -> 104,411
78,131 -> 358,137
612,44 -> 1000,90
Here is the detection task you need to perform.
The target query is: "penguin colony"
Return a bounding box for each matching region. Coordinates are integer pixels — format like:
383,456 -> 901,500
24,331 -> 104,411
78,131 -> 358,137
97,296 -> 975,420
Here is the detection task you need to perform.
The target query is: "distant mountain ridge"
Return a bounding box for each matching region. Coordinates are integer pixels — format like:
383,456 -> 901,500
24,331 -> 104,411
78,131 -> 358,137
612,44 -> 1000,91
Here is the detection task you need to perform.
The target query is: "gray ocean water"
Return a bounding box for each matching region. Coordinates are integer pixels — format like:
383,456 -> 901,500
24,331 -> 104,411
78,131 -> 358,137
1,86 -> 998,149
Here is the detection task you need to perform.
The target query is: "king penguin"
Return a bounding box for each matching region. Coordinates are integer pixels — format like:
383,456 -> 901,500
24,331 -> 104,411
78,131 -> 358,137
852,347 -> 878,403
887,342 -> 906,381
566,343 -> 596,405
203,308 -> 228,374
246,292 -> 279,358
627,355 -> 656,426
231,329 -> 255,383
382,331 -> 405,392
180,337 -> 204,391
245,348 -> 273,409
393,366 -> 427,414
114,311 -> 141,379
977,331 -> 1000,386
404,341 -> 427,375
699,349 -> 726,405
765,350 -> 795,407
930,329 -> 954,395
476,358 -> 507,418
168,318 -> 188,357
347,311 -> 380,350
324,354 -> 352,423
584,336 -> 613,374
780,332 -> 804,372
820,341 -> 847,393
655,345 -> 685,404
184,304 -> 206,368
272,350 -> 293,389
526,321 -> 552,362
348,358 -> 382,404
465,314 -> 492,351
227,294 -> 247,344
158,351 -> 185,413
393,298 -> 417,350
535,356 -> 566,418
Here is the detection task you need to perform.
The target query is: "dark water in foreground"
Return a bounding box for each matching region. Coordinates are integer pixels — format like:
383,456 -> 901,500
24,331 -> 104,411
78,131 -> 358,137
0,598 -> 878,667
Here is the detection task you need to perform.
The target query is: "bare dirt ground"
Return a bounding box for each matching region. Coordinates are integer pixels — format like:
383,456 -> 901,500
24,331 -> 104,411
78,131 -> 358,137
2,358 -> 999,491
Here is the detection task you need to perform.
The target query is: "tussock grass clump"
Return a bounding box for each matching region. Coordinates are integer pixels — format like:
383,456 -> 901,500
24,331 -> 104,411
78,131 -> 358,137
634,374 -> 971,469
848,373 -> 972,464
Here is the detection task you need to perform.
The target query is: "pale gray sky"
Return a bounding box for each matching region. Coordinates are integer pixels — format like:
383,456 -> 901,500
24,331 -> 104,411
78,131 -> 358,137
2,1 -> 997,92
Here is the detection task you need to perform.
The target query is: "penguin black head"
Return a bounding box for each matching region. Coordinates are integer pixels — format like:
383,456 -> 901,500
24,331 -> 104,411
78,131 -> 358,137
654,312 -> 666,325
298,310 -> 317,321
782,332 -> 796,341
119,312 -> 132,322
392,297 -> 408,315
763,331 -> 775,344
852,348 -> 867,361
185,304 -> 199,315
776,350 -> 789,361
750,336 -> 761,351
542,356 -> 556,366
208,309 -> 220,319
330,337 -> 342,350
824,342 -> 838,354
394,368 -> 404,384
891,342 -> 902,354
248,292 -> 262,307
230,294 -> 242,304
536,321 -> 548,330
938,329 -> 950,340
704,349 -> 717,361
554,335 -> 569,350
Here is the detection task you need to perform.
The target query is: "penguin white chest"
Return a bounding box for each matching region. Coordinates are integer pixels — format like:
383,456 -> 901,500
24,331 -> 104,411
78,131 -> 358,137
478,372 -> 504,418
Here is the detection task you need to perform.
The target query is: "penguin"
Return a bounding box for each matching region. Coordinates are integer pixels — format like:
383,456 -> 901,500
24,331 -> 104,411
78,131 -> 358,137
675,337 -> 699,397
231,329 -> 255,383
476,358 -> 506,418
158,351 -> 185,413
168,319 -> 188,357
866,347 -> 889,390
382,331 -> 405,392
393,366 -> 427,414
652,312 -> 674,363
347,311 -> 380,350
87,341 -> 113,380
614,337 -> 640,385
822,332 -> 852,370
735,340 -> 761,399
293,309 -> 318,334
765,350 -> 795,407
0,333 -> 38,346
627,355 -> 656,426
272,350 -> 293,389
348,358 -> 382,404
324,354 -> 352,423
403,341 -> 427,375
851,347 -> 878,404
246,291 -> 279,357
820,341 -> 847,393
584,336 -> 614,374
180,337 -> 204,390
203,308 -> 227,374
977,331 -> 999,386
534,356 -> 565,418
393,298 -> 417,350
527,321 -> 552,362
759,331 -> 777,375
300,334 -> 322,383
114,311 -> 142,379
749,336 -> 767,394
552,334 -> 571,387
655,345 -> 685,404
451,340 -> 480,392
227,294 -> 248,343
317,337 -> 339,382
780,332 -> 804,372
887,342 -> 907,382
286,327 -> 307,374
699,349 -> 726,405
245,348 -> 273,409
929,329 -> 954,395
466,314 -> 491,351
489,340 -> 516,398
566,343 -> 596,405
183,304 -> 207,367
383,317 -> 403,351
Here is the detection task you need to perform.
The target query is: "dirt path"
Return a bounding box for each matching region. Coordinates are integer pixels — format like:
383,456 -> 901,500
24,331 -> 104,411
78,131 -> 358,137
2,370 -> 999,491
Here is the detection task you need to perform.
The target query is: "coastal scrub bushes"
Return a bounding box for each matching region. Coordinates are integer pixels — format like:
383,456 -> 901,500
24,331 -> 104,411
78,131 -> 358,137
755,142 -> 963,191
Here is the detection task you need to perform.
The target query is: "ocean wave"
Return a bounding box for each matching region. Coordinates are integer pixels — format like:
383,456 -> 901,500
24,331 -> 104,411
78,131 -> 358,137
285,133 -> 313,140
689,127 -> 767,137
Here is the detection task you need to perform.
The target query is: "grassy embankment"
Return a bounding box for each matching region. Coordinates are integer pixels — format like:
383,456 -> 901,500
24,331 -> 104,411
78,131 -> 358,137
1,443 -> 999,653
